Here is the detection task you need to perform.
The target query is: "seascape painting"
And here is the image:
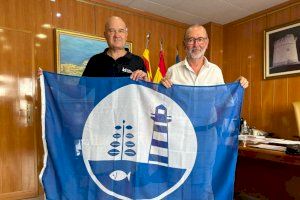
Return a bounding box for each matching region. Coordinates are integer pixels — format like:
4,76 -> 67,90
56,29 -> 132,76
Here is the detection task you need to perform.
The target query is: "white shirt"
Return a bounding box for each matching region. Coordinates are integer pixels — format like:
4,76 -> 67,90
166,57 -> 224,86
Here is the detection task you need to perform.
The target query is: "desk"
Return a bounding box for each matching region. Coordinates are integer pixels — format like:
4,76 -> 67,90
235,146 -> 300,200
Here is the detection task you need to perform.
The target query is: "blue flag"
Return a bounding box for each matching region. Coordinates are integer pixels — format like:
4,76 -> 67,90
175,50 -> 180,63
40,71 -> 244,200
175,54 -> 180,63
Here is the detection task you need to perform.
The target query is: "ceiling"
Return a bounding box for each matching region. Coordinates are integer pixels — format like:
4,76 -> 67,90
105,0 -> 288,25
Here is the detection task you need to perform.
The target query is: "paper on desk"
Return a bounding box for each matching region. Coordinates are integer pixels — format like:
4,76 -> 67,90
265,138 -> 300,145
238,135 -> 300,145
248,144 -> 287,152
238,135 -> 266,143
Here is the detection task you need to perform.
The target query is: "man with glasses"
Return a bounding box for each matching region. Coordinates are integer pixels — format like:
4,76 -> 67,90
82,16 -> 148,81
161,24 -> 248,88
160,24 -> 248,199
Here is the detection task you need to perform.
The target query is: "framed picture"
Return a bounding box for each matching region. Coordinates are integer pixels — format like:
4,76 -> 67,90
55,29 -> 133,76
264,20 -> 300,79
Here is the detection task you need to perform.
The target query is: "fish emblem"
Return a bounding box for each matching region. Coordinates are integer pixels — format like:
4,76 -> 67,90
109,170 -> 131,181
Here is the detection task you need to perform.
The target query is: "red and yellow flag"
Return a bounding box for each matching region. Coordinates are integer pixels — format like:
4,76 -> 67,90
153,50 -> 166,83
142,49 -> 153,81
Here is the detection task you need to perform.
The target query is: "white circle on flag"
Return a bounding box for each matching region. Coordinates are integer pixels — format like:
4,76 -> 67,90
82,84 -> 197,199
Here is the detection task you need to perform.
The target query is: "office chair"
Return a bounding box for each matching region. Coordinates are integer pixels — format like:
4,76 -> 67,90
292,101 -> 300,138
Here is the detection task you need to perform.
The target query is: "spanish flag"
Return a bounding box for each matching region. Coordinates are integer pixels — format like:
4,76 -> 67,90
153,50 -> 166,83
142,49 -> 153,81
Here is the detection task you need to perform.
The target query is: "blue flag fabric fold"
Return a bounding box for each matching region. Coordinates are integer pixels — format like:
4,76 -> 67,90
40,71 -> 244,200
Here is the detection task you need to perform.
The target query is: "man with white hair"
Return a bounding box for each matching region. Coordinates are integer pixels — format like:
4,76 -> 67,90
161,24 -> 248,88
82,16 -> 148,81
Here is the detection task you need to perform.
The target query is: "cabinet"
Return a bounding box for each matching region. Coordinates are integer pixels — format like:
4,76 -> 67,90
235,146 -> 300,199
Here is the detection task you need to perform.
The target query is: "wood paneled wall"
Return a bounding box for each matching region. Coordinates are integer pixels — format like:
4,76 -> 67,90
33,0 -> 188,73
0,0 -> 188,198
223,1 -> 300,139
204,22 -> 223,69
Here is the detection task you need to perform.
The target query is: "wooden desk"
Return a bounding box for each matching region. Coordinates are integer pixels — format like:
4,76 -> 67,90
235,146 -> 300,200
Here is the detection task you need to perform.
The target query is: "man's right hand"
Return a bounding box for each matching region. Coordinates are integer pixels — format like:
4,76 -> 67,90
161,77 -> 173,88
130,70 -> 149,82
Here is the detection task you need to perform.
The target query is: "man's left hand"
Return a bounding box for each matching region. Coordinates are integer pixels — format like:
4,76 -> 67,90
130,70 -> 149,81
236,76 -> 249,88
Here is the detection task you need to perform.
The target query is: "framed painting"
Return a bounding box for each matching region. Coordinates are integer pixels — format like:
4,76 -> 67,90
55,29 -> 132,76
264,20 -> 300,79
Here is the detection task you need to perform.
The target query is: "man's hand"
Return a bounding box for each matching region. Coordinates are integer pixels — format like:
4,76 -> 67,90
130,70 -> 149,81
161,77 -> 173,88
236,76 -> 249,88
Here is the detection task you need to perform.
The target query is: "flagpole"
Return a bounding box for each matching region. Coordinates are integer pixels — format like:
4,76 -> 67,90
175,45 -> 180,63
143,32 -> 153,81
146,32 -> 150,49
153,38 -> 166,83
160,38 -> 163,51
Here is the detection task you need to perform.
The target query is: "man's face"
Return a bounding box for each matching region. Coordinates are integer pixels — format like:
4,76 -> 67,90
104,18 -> 128,50
184,27 -> 209,59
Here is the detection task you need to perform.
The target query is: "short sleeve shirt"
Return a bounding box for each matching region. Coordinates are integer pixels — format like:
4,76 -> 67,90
166,57 -> 224,86
82,48 -> 146,77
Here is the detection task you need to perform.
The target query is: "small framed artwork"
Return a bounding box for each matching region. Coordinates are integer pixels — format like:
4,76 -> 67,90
55,29 -> 133,76
264,20 -> 300,79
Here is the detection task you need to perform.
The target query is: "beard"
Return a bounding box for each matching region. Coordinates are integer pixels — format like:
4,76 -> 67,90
187,47 -> 206,59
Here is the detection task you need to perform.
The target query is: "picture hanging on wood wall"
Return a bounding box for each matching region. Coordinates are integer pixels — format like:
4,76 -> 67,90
55,29 -> 132,76
264,20 -> 300,79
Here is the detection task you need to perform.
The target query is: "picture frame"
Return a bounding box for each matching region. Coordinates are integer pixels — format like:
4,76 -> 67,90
264,20 -> 300,79
55,29 -> 133,76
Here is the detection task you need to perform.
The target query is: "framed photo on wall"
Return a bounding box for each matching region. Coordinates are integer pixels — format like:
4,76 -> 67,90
55,29 -> 133,76
264,20 -> 300,79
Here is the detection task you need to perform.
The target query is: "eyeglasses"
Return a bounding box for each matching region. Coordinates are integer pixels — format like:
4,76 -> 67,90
185,37 -> 207,45
107,28 -> 127,35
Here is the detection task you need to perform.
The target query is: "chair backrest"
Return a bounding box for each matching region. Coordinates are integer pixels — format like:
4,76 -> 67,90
292,101 -> 300,137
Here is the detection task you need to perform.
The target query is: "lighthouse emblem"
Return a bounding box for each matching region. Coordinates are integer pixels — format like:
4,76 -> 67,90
149,105 -> 172,166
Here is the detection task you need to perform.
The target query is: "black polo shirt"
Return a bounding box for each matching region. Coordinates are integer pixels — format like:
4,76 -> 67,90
82,48 -> 146,77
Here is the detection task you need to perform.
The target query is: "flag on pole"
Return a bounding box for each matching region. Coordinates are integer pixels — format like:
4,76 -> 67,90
153,50 -> 167,83
153,40 -> 167,83
142,32 -> 153,81
40,71 -> 244,200
176,48 -> 181,63
142,48 -> 152,81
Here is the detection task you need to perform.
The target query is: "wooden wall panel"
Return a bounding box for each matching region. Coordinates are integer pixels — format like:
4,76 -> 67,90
237,21 -> 253,120
0,0 -> 36,31
0,28 -> 37,199
34,0 -> 55,71
204,23 -> 223,69
250,17 -> 266,130
223,25 -> 237,82
224,1 -> 300,139
287,4 -> 300,135
53,0 -> 96,34
267,7 -> 291,136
